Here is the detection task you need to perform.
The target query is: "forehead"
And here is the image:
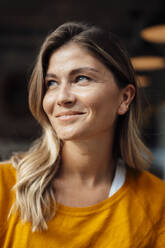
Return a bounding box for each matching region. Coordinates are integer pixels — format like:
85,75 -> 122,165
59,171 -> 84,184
47,42 -> 110,75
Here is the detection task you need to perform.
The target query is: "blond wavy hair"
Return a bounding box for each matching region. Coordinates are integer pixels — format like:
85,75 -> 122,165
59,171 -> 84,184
11,22 -> 153,231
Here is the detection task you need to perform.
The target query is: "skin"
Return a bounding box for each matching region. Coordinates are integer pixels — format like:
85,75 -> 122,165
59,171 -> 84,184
43,42 -> 135,207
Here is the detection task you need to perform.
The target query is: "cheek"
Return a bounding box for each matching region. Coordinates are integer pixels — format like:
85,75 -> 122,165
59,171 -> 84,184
89,89 -> 121,122
42,93 -> 55,115
86,89 -> 117,111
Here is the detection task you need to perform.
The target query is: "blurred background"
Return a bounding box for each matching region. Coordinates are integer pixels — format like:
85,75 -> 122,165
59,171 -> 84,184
0,0 -> 165,179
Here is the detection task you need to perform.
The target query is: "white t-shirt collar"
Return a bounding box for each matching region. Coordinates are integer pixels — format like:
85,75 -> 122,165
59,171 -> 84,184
108,159 -> 126,197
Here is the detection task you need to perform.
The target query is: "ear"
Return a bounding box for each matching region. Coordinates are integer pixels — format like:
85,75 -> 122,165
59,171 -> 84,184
117,84 -> 135,115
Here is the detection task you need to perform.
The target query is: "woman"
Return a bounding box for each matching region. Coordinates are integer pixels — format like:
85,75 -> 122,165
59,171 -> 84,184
0,22 -> 165,247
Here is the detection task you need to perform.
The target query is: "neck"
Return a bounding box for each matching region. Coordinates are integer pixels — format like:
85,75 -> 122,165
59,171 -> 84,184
58,133 -> 116,187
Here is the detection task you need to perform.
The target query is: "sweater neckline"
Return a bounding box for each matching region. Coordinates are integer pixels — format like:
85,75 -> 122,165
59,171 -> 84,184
56,163 -> 130,216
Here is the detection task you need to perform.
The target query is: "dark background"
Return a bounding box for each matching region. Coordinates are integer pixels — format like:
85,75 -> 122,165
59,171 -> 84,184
0,0 -> 165,178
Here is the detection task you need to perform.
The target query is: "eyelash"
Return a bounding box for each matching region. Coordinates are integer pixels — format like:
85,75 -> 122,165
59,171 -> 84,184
46,80 -> 57,88
45,75 -> 91,88
75,75 -> 91,83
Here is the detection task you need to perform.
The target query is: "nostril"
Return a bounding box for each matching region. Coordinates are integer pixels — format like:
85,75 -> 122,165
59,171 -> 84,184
66,101 -> 73,104
57,92 -> 76,106
57,99 -> 75,106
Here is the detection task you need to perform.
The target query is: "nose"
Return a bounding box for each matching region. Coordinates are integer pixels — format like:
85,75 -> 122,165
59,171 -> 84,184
56,83 -> 76,107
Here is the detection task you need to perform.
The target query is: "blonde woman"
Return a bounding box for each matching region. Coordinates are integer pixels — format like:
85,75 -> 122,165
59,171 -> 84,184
0,22 -> 165,247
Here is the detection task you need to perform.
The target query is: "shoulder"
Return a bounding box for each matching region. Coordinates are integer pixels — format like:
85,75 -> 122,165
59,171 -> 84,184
127,167 -> 165,223
127,167 -> 165,196
0,161 -> 16,173
0,162 -> 16,187
0,162 -> 16,210
0,162 -> 16,239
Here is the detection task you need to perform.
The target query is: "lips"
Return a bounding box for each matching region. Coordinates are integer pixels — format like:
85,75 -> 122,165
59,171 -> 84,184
56,111 -> 85,117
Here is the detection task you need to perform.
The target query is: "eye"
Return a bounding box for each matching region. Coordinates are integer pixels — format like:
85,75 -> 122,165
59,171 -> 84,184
46,80 -> 58,88
75,75 -> 91,83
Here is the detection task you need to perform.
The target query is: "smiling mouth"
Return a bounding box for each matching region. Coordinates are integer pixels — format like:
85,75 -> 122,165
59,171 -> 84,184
56,111 -> 85,118
56,114 -> 84,123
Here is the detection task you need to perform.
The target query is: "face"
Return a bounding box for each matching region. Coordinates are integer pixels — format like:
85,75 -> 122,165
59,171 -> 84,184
43,42 -> 132,141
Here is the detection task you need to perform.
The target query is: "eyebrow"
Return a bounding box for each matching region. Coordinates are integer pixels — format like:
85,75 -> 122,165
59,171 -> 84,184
45,67 -> 100,79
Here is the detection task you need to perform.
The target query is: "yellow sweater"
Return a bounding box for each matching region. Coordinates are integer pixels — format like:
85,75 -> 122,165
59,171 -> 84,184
0,163 -> 165,248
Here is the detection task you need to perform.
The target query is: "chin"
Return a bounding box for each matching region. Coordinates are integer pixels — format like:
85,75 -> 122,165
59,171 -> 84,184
53,122 -> 97,141
53,124 -> 84,140
57,133 -> 82,141
55,129 -> 89,141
